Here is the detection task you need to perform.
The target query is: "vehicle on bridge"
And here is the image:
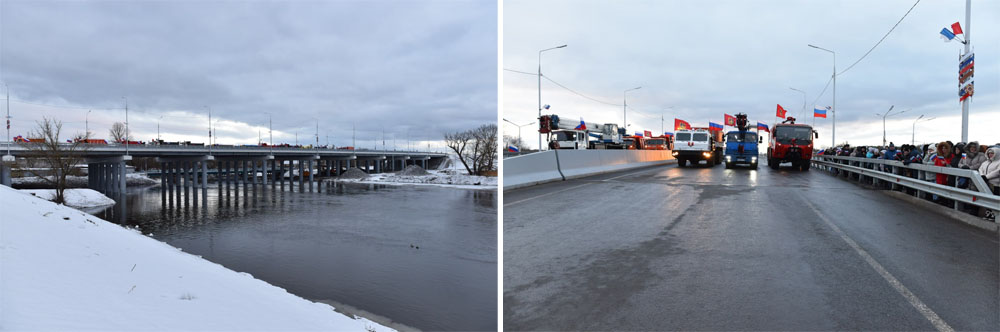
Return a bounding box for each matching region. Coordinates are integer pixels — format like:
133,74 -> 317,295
672,128 -> 723,167
538,114 -> 624,149
642,135 -> 670,150
724,113 -> 760,169
767,117 -> 818,171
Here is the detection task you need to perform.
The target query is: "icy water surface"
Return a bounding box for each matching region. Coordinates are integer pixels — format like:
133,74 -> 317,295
96,182 -> 497,331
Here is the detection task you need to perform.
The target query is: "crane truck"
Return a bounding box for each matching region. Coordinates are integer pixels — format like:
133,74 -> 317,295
538,114 -> 624,149
724,113 -> 760,169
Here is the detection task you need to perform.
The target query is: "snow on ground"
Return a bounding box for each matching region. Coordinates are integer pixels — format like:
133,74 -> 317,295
12,172 -> 158,189
336,169 -> 497,189
0,185 -> 395,331
19,188 -> 116,208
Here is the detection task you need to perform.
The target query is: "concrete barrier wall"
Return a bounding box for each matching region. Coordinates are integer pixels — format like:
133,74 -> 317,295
503,150 -> 675,189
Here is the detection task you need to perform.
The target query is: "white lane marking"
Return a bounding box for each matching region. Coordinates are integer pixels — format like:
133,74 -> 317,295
503,183 -> 591,207
804,199 -> 955,332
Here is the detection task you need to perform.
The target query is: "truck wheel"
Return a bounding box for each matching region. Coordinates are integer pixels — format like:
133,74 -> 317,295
769,158 -> 779,170
677,159 -> 686,167
752,162 -> 758,170
801,161 -> 811,171
706,158 -> 715,167
725,161 -> 732,169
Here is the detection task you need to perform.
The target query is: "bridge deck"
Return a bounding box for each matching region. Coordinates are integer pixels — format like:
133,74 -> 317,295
503,160 -> 998,330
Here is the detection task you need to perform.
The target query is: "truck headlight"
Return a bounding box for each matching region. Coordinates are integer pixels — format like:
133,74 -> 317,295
702,152 -> 712,158
671,151 -> 678,156
725,155 -> 732,161
752,156 -> 758,162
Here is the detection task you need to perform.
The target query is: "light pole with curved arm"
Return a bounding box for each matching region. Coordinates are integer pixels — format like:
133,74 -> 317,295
623,86 -> 641,130
808,44 -> 835,147
538,44 -> 567,151
911,115 -> 935,146
875,105 -> 906,147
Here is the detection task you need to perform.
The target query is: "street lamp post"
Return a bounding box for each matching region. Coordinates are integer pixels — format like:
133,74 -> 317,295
911,115 -> 935,146
875,105 -> 906,147
86,110 -> 93,139
503,118 -> 535,150
157,115 -> 163,142
789,87 -> 807,122
623,86 -> 641,130
538,44 -> 567,151
808,44 -> 836,147
123,97 -> 129,156
4,83 -> 9,156
205,106 -> 212,155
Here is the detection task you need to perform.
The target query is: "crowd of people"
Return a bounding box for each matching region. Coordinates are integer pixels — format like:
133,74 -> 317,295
816,140 -> 1000,221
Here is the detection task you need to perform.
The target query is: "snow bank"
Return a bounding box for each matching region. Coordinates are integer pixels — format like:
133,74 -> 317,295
20,189 -> 116,208
12,173 -> 158,189
335,169 -> 497,189
0,185 -> 394,331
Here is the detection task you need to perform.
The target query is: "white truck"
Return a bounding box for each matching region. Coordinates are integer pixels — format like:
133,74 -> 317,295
671,128 -> 724,167
538,114 -> 623,149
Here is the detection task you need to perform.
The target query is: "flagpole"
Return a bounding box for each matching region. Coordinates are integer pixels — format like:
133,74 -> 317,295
960,0 -> 971,142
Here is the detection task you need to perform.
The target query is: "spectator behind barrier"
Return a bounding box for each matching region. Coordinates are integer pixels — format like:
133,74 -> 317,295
980,147 -> 1000,194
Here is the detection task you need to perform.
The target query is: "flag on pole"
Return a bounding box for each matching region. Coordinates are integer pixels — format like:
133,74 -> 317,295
757,122 -> 769,132
776,104 -> 787,118
664,132 -> 674,137
644,130 -> 652,137
709,122 -> 723,131
674,118 -> 691,131
951,22 -> 963,35
574,119 -> 586,130
634,132 -> 643,137
813,106 -> 829,118
940,28 -> 956,42
724,114 -> 736,127
507,146 -> 519,152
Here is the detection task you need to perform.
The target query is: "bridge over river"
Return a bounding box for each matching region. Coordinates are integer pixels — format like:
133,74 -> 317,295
503,159 -> 998,330
0,144 -> 448,197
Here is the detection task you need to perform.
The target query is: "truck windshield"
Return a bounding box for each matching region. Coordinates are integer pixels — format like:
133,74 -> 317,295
646,139 -> 665,145
773,126 -> 812,144
726,132 -> 757,142
692,133 -> 708,141
553,132 -> 575,141
675,133 -> 691,141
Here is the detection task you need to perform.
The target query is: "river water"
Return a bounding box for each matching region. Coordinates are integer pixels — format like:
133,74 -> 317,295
94,181 -> 497,331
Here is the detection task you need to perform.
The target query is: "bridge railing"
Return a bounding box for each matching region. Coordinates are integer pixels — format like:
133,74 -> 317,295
0,142 -> 445,156
811,154 -> 998,214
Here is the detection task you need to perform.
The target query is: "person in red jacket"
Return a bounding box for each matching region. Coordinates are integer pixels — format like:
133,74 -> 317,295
933,141 -> 958,185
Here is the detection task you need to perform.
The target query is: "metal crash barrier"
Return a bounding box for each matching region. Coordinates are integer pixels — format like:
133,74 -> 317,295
812,154 -> 999,215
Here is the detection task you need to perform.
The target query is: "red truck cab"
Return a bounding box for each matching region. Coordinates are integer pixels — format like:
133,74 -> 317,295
767,119 -> 817,171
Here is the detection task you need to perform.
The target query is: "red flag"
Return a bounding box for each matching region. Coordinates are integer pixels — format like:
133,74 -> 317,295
724,114 -> 736,127
776,104 -> 787,118
674,118 -> 691,131
644,130 -> 652,137
952,22 -> 963,35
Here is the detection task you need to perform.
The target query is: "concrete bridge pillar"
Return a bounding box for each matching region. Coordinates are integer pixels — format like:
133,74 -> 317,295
298,161 -> 304,192
252,160 -> 258,185
308,160 -> 314,192
263,159 -> 269,185
182,161 -> 190,204
0,156 -> 12,187
278,160 -> 285,188
201,161 -> 208,199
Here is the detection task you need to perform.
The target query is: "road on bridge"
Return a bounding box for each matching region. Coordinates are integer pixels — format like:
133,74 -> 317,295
503,161 -> 998,331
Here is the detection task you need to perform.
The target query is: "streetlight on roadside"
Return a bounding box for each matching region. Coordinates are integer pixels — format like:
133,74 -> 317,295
503,118 -> 535,150
86,110 -> 93,139
808,44 -> 836,147
538,44 -> 567,151
789,87 -> 806,119
157,115 -> 163,142
204,106 -> 212,155
875,105 -> 906,147
911,115 -> 935,146
623,86 -> 641,130
122,97 -> 129,156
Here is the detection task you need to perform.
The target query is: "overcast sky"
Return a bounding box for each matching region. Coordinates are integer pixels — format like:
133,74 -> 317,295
1,0 -> 496,151
503,0 -> 999,150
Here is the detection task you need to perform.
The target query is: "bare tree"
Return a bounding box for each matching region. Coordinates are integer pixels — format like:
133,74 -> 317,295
445,129 -> 475,175
109,122 -> 130,142
19,118 -> 88,204
445,123 -> 497,176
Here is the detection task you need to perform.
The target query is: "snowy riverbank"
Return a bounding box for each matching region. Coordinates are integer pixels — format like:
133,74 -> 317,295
20,188 -> 116,208
0,185 -> 395,331
333,166 -> 497,189
12,172 -> 159,189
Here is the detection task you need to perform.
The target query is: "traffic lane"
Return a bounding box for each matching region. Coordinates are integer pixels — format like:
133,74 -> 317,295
503,164 -> 672,207
504,161 -> 998,330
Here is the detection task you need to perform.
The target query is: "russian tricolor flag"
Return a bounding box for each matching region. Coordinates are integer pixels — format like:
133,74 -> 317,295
574,119 -> 586,130
814,106 -> 829,118
507,146 -> 519,152
709,122 -> 723,131
757,122 -> 769,132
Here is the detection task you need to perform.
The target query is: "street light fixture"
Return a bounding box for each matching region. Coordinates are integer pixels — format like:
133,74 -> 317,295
623,86 -> 641,131
503,118 -> 535,150
538,44 -> 567,151
911,115 -> 935,146
808,44 -> 836,147
875,105 -> 906,147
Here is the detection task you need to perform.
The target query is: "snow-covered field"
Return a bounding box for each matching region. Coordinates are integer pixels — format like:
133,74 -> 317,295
19,188 -> 116,208
338,169 -> 497,189
0,185 -> 394,331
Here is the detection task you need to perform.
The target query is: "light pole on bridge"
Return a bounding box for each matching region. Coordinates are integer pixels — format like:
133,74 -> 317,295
911,115 -> 935,146
623,86 -> 641,136
538,44 -> 567,151
86,110 -> 92,139
808,44 -> 836,148
875,105 -> 906,147
503,118 -> 535,150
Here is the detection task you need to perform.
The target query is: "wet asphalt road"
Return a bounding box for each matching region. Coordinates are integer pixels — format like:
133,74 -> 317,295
503,160 -> 999,331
